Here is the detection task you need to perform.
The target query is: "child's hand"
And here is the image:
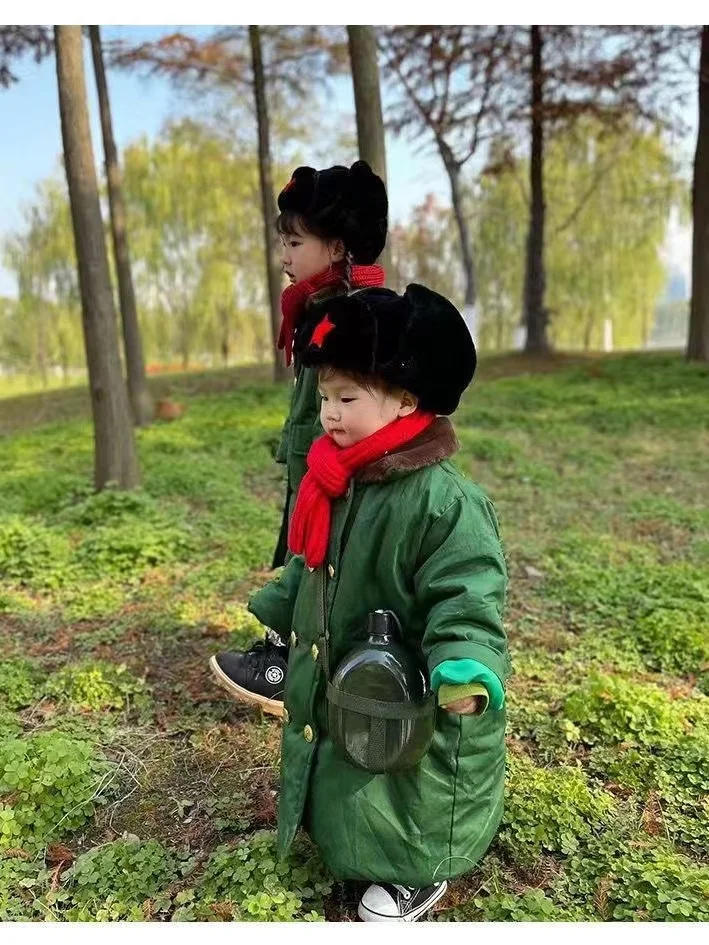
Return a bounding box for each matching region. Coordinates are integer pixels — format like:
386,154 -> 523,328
443,695 -> 482,715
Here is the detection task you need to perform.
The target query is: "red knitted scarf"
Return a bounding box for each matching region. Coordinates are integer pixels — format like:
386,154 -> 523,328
288,409 -> 436,569
278,261 -> 385,366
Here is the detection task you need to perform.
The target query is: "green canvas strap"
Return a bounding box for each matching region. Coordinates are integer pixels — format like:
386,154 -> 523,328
319,484 -> 366,683
326,682 -> 436,720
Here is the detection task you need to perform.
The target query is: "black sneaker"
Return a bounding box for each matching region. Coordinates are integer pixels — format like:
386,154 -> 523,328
209,632 -> 288,717
358,881 -> 448,922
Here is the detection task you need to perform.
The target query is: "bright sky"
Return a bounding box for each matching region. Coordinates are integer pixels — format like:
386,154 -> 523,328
0,25 -> 696,298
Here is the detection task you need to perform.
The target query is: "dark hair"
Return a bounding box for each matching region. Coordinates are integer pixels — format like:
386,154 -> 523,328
317,365 -> 408,400
276,209 -> 333,243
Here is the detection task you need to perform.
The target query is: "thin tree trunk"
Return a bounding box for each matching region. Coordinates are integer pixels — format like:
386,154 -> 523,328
89,25 -> 153,425
523,25 -> 550,354
249,25 -> 288,382
219,305 -> 230,366
583,311 -> 594,351
438,139 -> 475,308
180,312 -> 190,370
688,26 -> 709,362
494,289 -> 504,351
347,25 -> 392,274
54,25 -> 140,490
37,298 -> 48,388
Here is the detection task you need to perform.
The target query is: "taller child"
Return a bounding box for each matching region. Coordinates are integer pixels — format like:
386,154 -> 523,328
210,161 -> 388,713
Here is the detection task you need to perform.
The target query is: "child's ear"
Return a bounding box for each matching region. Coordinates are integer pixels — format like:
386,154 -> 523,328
397,391 -> 418,418
329,239 -> 346,263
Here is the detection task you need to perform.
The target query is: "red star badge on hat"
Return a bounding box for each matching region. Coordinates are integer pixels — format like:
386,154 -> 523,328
311,315 -> 335,348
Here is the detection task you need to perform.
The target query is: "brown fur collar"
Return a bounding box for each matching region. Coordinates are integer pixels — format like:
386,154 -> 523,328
356,417 -> 459,484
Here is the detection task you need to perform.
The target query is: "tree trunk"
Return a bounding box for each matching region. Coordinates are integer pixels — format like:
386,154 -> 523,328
54,26 -> 140,490
180,312 -> 190,371
347,26 -> 392,275
219,305 -> 230,366
90,25 -> 153,426
523,25 -> 550,354
583,311 -> 594,351
688,26 -> 709,362
438,139 -> 475,308
37,301 -> 48,388
249,25 -> 288,382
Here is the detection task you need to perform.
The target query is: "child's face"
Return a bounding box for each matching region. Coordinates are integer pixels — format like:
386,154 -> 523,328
318,371 -> 418,448
280,222 -> 345,285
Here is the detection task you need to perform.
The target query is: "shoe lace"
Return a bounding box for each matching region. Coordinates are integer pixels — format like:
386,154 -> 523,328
244,639 -> 282,674
393,885 -> 414,900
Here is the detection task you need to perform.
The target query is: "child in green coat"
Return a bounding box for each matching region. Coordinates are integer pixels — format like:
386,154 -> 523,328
248,285 -> 509,921
210,161 -> 388,714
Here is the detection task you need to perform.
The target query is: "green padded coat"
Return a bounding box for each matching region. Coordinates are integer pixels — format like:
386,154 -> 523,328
249,418 -> 510,887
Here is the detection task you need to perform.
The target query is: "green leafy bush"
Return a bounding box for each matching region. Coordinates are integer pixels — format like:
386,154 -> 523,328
608,852 -> 709,920
0,518 -> 71,588
59,838 -> 193,921
587,730 -> 709,858
0,855 -> 50,921
195,830 -> 331,921
0,733 -> 115,850
499,754 -> 615,866
58,488 -> 160,527
630,608 -> 709,677
461,889 -> 581,922
0,710 -> 21,739
563,673 -> 686,747
0,588 -> 38,616
74,523 -> 191,579
0,658 -> 45,709
44,660 -> 148,713
544,537 -> 709,677
557,831 -> 709,921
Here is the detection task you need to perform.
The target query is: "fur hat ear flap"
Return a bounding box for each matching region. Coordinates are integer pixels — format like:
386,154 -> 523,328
400,284 -> 476,414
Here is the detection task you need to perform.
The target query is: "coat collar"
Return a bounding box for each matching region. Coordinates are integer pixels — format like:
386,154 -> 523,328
355,417 -> 459,483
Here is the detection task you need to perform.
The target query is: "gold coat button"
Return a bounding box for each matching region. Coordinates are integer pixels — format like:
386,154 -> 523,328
290,631 -> 297,647
303,724 -> 314,742
311,643 -> 319,662
328,564 -> 335,578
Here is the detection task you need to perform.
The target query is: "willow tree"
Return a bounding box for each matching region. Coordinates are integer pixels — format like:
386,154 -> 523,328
121,120 -> 270,368
108,26 -> 348,380
471,120 -> 681,352
3,177 -> 84,382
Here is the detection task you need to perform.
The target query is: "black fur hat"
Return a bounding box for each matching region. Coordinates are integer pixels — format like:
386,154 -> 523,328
300,285 -> 476,415
277,161 -> 388,265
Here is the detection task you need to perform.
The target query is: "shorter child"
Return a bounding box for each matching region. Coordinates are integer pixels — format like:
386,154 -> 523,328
248,285 -> 509,921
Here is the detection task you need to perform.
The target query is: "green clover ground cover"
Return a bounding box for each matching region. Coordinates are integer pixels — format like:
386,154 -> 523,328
0,352 -> 707,921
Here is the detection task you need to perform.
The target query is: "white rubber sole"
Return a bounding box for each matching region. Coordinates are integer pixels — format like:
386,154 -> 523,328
209,655 -> 285,718
357,881 -> 448,922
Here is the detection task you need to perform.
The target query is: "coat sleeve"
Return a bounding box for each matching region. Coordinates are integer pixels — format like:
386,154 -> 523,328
414,492 -> 510,687
247,554 -> 305,638
274,413 -> 291,464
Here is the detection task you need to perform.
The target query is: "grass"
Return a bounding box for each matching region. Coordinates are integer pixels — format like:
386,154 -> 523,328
0,350 -> 707,921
